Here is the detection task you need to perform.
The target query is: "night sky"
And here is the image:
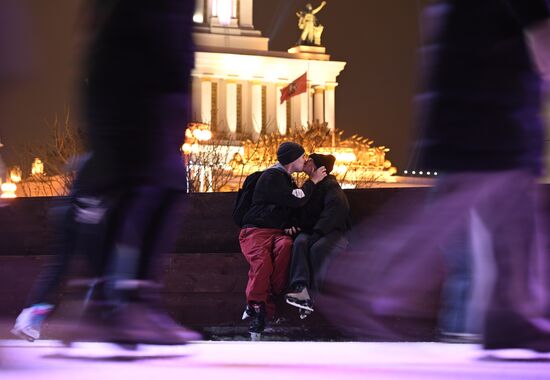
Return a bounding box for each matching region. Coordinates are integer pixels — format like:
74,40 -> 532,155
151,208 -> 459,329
0,0 -> 424,172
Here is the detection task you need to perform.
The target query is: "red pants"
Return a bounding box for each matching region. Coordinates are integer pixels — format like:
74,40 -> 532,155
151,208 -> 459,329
239,228 -> 292,309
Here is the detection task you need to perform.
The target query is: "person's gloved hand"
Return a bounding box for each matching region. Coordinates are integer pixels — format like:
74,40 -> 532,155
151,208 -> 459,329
284,226 -> 301,237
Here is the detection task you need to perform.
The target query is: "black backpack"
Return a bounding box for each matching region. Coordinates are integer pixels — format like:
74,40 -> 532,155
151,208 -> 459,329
232,170 -> 264,227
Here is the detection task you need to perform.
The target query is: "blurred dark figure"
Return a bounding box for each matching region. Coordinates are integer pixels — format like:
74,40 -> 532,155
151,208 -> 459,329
285,154 -> 351,319
14,0 -> 199,351
69,0 -> 199,348
319,0 -> 550,353
418,0 -> 550,351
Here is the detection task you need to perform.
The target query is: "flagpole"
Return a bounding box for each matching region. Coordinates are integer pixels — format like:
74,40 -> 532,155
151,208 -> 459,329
307,61 -> 311,130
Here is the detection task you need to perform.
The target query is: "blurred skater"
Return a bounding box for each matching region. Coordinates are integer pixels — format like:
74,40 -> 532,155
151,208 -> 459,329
320,0 -> 550,354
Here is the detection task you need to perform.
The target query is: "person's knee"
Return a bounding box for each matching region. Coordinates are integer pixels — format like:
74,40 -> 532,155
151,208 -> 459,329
294,233 -> 310,249
278,236 -> 293,252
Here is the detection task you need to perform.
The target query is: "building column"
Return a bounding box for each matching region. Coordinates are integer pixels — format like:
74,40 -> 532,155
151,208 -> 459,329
201,78 -> 212,124
299,91 -> 309,129
226,80 -> 237,134
324,85 -> 336,130
251,81 -> 263,137
264,82 -> 277,134
191,76 -> 202,122
194,0 -> 205,23
239,0 -> 254,28
276,83 -> 287,135
308,88 -> 314,126
313,86 -> 325,125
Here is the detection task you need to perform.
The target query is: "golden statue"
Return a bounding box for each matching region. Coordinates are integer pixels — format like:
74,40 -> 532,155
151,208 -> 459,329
297,1 -> 326,46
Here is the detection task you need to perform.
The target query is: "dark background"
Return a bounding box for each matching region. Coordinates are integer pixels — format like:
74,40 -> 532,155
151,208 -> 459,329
0,0 -> 426,173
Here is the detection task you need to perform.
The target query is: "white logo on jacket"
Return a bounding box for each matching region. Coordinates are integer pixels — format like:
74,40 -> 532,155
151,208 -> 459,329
292,189 -> 305,198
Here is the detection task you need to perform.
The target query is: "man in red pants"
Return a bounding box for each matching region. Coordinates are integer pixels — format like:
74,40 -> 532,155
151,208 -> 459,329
239,142 -> 326,339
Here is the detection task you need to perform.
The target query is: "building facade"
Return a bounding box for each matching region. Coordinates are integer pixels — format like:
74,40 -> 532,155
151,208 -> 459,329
191,0 -> 346,140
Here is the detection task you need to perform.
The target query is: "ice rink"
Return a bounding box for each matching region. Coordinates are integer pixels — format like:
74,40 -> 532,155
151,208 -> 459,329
1,340 -> 550,380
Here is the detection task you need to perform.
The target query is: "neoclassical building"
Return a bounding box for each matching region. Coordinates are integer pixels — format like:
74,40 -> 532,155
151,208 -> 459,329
191,0 -> 346,140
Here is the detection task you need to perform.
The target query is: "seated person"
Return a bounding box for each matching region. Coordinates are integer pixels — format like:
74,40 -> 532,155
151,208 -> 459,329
285,153 -> 351,317
239,142 -> 326,338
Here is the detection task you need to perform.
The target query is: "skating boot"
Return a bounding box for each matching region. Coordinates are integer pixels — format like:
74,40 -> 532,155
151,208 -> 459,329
248,302 -> 266,341
11,303 -> 54,342
62,279 -> 199,358
242,304 -> 255,320
286,285 -> 314,316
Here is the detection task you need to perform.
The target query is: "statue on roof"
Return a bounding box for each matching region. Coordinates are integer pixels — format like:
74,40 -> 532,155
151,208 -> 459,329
296,1 -> 326,46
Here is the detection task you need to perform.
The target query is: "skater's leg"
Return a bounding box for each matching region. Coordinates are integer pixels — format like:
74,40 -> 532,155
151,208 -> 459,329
138,189 -> 186,281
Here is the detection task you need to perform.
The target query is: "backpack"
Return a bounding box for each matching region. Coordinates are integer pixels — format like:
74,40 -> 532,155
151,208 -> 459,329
232,171 -> 264,227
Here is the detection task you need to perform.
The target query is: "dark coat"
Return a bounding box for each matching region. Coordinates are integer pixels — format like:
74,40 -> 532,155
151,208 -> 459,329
416,0 -> 549,174
298,175 -> 351,236
242,165 -> 316,229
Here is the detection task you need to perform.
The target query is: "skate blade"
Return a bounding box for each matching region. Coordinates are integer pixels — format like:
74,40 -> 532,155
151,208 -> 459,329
285,298 -> 314,312
55,342 -> 192,360
250,332 -> 262,341
300,309 -> 311,319
482,348 -> 550,361
11,327 -> 38,342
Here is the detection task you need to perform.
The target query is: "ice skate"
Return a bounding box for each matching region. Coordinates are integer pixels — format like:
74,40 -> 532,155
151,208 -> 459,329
242,304 -> 255,320
285,285 -> 314,313
247,302 -> 266,341
62,280 -> 199,358
11,303 -> 54,342
299,307 -> 313,320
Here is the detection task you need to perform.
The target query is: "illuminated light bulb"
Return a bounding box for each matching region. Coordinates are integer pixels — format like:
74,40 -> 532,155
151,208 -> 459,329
31,158 -> 44,176
1,181 -> 17,198
193,13 -> 204,23
181,143 -> 193,154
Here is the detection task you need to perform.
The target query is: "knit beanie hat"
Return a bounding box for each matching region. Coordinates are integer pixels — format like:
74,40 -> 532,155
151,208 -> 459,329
277,142 -> 305,165
310,153 -> 336,174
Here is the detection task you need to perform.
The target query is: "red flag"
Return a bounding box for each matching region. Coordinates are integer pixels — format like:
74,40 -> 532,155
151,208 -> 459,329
280,72 -> 308,104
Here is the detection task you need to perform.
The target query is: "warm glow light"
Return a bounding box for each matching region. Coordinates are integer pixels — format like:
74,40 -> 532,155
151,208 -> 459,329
181,143 -> 192,154
316,147 -> 357,163
333,151 -> 357,163
193,129 -> 212,142
31,158 -> 44,176
193,13 -> 204,23
9,166 -> 22,183
1,181 -> 17,198
332,164 -> 348,175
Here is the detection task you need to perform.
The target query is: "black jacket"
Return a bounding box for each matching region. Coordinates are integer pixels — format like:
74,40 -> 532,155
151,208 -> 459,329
298,175 -> 351,236
242,164 -> 316,229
